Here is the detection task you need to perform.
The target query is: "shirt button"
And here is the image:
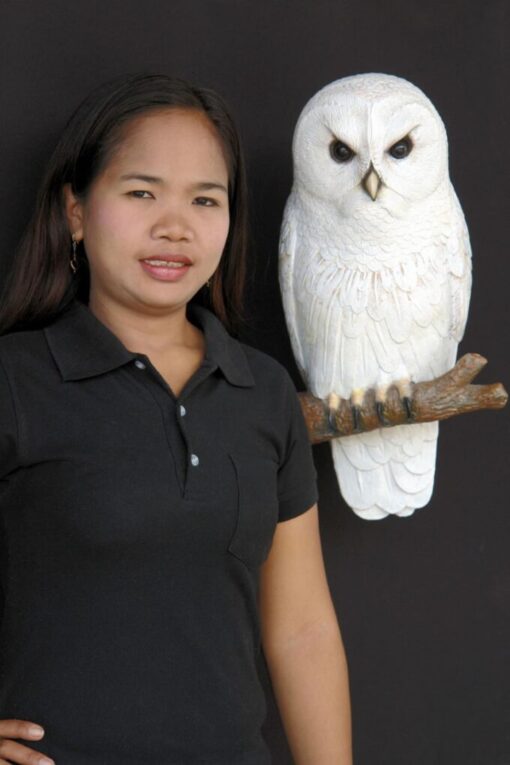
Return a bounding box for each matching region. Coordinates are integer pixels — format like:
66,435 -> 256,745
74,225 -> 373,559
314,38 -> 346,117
190,453 -> 199,467
179,405 -> 187,417
134,359 -> 146,370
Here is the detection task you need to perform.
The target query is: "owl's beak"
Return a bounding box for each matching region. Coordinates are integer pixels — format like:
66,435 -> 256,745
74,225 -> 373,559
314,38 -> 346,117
362,164 -> 382,201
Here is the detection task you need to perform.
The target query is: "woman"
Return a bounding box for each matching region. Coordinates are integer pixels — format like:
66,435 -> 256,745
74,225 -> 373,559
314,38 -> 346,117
0,73 -> 351,764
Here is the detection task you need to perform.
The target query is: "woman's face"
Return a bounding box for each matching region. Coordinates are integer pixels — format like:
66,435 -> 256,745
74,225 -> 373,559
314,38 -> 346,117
64,108 -> 230,316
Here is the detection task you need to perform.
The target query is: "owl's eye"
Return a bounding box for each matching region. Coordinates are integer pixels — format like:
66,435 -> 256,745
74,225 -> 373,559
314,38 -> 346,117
329,139 -> 355,163
388,136 -> 413,159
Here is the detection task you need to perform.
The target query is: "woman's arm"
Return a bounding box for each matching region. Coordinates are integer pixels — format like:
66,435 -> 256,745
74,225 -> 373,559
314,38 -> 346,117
259,504 -> 352,765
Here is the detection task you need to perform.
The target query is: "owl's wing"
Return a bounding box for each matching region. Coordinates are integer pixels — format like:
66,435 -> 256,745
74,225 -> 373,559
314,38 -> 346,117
278,197 -> 308,378
447,188 -> 472,344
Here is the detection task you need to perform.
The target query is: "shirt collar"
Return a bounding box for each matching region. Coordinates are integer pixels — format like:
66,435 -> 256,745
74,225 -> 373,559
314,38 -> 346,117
44,299 -> 254,388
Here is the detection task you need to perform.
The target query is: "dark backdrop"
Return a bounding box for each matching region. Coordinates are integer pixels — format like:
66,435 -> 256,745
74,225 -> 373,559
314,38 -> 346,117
1,2 -> 508,763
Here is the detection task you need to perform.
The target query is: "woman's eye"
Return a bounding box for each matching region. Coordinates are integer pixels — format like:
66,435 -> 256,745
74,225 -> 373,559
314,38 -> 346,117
388,136 -> 413,159
128,190 -> 153,199
193,197 -> 218,207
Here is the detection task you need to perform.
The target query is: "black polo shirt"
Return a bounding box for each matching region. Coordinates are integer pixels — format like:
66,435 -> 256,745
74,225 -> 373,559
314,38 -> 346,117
0,298 -> 318,765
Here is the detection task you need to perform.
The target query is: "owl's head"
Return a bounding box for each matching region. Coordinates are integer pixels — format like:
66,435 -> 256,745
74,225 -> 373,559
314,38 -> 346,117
291,73 -> 449,216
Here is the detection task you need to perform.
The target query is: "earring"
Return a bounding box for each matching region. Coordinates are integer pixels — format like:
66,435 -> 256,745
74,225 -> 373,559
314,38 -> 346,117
206,279 -> 211,289
70,235 -> 78,274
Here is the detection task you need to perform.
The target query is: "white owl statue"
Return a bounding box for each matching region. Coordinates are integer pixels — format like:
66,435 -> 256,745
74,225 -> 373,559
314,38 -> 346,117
279,73 -> 472,519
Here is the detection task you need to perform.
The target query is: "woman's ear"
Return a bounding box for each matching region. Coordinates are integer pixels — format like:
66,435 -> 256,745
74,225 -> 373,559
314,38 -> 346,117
63,183 -> 84,241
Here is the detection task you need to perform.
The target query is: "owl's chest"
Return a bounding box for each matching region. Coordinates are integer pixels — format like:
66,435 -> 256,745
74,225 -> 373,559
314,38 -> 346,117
293,238 -> 452,373
296,246 -> 448,315
296,212 -> 437,265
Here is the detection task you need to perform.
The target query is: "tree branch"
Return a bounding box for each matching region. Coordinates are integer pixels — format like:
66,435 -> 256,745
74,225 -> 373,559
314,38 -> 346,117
298,353 -> 508,444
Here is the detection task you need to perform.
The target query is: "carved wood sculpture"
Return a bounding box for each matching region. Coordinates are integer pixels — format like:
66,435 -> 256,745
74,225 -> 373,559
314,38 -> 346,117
299,353 -> 507,444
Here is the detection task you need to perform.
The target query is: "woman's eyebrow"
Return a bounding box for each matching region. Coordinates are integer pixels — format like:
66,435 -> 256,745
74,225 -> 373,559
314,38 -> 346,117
192,181 -> 228,194
119,173 -> 227,193
119,173 -> 163,184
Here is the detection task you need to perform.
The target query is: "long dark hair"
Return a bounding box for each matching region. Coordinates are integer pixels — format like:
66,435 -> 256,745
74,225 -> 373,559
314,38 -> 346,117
0,73 -> 249,335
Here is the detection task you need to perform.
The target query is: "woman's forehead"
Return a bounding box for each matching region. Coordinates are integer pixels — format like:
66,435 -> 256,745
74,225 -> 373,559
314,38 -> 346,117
106,108 -> 229,176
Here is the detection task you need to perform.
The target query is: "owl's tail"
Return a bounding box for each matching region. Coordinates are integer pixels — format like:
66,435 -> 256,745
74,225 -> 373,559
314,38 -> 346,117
330,421 -> 439,519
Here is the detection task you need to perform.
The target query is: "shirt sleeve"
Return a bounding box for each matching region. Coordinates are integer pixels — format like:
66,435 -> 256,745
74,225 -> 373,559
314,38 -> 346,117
0,356 -> 19,481
277,372 -> 319,522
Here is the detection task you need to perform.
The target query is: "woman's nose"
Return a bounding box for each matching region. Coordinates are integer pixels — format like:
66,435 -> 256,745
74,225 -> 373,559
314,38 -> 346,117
151,207 -> 193,241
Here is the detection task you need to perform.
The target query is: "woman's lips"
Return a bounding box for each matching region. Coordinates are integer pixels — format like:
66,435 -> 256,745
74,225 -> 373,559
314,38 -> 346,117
140,258 -> 191,282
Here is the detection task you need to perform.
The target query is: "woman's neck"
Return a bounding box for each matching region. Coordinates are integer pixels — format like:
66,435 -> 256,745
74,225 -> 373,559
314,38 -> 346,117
88,294 -> 203,357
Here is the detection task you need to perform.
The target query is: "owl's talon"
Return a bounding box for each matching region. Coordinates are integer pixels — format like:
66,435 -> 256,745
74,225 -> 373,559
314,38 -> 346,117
376,401 -> 389,426
326,392 -> 341,433
328,408 -> 338,433
351,405 -> 362,433
403,396 -> 414,422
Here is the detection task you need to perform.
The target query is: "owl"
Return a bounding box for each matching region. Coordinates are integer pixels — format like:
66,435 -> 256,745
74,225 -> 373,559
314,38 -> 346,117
279,73 -> 472,519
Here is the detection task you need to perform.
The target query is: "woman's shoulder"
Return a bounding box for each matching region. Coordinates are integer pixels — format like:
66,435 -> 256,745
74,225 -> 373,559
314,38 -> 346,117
0,302 -> 69,349
239,341 -> 286,373
0,324 -> 51,371
237,340 -> 301,397
0,326 -> 39,351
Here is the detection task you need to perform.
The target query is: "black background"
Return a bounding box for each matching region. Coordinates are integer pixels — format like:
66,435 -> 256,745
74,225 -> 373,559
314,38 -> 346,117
1,2 -> 509,763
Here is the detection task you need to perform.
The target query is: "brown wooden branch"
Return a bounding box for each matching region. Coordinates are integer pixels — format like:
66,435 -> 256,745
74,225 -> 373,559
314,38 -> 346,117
298,353 -> 508,444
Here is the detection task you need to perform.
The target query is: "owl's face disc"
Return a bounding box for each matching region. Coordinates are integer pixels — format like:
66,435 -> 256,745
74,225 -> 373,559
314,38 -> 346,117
292,73 -> 449,217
